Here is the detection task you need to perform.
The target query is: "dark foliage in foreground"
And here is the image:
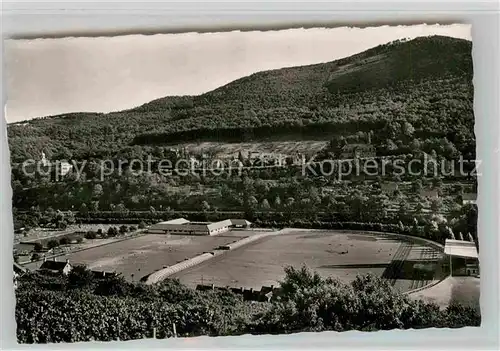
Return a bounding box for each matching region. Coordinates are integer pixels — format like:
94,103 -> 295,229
15,265 -> 480,343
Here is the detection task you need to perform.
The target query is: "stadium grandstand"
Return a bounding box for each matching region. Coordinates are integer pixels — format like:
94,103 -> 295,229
147,218 -> 251,235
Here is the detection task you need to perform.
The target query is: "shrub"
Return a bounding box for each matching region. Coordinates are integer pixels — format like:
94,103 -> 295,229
67,265 -> 95,290
58,237 -> 70,246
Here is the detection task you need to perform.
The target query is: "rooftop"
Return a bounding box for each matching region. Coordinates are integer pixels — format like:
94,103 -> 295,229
230,219 -> 252,226
342,144 -> 374,151
444,239 -> 478,259
420,188 -> 439,197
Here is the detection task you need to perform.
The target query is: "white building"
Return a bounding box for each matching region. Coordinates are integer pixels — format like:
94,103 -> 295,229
461,193 -> 477,205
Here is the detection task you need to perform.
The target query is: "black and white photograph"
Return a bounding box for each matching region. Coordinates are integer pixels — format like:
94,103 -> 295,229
6,23 -> 480,343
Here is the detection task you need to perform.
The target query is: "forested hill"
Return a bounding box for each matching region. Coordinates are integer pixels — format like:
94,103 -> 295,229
7,35 -> 474,162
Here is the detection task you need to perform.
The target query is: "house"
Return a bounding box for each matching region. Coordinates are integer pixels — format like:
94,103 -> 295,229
40,152 -> 73,176
91,270 -> 117,279
230,219 -> 252,228
340,144 -> 376,159
14,262 -> 28,276
39,258 -> 72,275
461,193 -> 477,205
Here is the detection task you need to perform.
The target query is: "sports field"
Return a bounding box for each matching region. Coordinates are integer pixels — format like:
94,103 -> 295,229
172,230 -> 445,293
28,233 -> 251,281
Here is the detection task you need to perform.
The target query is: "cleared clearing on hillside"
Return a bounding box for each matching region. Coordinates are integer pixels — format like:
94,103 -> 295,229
178,140 -> 329,158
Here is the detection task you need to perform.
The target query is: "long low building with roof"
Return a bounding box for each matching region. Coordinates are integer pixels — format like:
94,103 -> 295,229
147,218 -> 252,236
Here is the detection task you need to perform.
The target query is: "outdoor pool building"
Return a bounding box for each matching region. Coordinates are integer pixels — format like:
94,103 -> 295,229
148,218 -> 252,236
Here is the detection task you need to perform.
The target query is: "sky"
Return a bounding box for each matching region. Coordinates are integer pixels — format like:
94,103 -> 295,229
5,24 -> 471,123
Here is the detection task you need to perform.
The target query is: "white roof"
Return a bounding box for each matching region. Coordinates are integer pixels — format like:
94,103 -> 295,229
150,218 -> 251,232
159,218 -> 190,225
444,239 -> 478,259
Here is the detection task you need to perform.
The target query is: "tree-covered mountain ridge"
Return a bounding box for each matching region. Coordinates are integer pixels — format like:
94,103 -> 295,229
7,35 -> 473,162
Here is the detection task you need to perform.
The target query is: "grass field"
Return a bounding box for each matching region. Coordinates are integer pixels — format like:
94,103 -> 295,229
172,230 -> 445,292
28,232 -> 252,281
